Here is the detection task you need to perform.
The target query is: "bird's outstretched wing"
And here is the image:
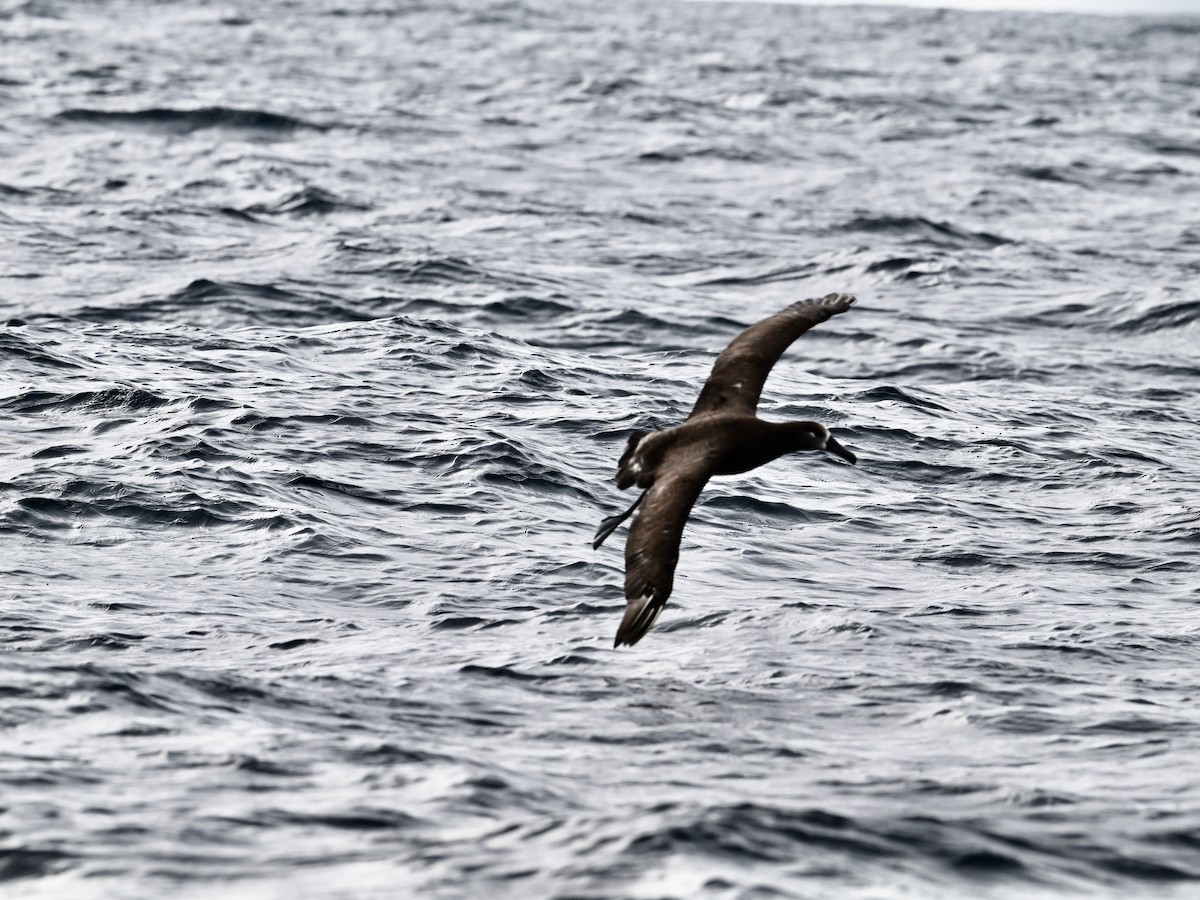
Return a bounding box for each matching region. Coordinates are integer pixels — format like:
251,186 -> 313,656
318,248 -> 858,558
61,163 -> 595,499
616,450 -> 715,647
687,293 -> 856,420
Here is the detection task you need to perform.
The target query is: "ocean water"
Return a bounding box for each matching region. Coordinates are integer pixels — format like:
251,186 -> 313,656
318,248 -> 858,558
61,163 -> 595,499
3,0 -> 1200,897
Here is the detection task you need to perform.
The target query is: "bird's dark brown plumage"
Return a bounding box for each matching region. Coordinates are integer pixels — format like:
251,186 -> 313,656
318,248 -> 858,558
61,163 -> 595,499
688,293 -> 858,419
594,293 -> 858,647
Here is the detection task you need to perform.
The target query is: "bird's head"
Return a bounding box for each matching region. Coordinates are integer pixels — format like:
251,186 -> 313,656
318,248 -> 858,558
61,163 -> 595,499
787,422 -> 857,464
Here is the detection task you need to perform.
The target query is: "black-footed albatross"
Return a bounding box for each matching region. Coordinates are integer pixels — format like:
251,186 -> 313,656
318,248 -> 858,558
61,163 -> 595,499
594,293 -> 858,647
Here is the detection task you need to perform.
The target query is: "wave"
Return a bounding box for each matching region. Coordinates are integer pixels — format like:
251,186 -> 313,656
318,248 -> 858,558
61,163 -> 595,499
836,215 -> 1011,249
71,279 -> 367,327
0,331 -> 83,370
241,186 -> 370,217
3,386 -> 171,414
2,487 -> 293,534
1112,299 -> 1200,334
0,847 -> 76,882
53,106 -> 327,133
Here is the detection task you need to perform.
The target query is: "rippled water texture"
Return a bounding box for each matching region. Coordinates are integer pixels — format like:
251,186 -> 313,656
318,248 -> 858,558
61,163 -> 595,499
3,0 -> 1200,896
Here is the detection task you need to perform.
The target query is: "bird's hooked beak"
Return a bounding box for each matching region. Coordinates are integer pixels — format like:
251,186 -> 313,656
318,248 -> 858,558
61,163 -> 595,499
824,434 -> 857,465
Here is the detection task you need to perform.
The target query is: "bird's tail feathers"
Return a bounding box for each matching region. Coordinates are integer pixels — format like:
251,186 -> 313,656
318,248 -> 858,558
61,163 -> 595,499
593,511 -> 624,550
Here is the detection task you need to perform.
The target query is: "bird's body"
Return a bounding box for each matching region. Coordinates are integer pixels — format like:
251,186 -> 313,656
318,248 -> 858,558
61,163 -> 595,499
594,293 -> 858,647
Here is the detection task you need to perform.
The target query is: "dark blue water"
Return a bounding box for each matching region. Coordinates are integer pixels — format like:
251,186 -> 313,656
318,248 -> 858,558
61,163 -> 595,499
3,0 -> 1200,896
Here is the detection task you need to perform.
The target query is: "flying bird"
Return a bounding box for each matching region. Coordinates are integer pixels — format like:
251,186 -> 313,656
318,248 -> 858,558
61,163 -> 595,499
594,293 -> 858,647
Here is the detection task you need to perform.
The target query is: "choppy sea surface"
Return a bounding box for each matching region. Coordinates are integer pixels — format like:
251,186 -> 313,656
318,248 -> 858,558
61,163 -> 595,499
3,0 -> 1200,896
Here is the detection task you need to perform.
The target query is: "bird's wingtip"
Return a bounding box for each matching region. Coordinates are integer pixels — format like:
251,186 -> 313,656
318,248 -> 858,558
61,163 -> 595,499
613,588 -> 662,647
